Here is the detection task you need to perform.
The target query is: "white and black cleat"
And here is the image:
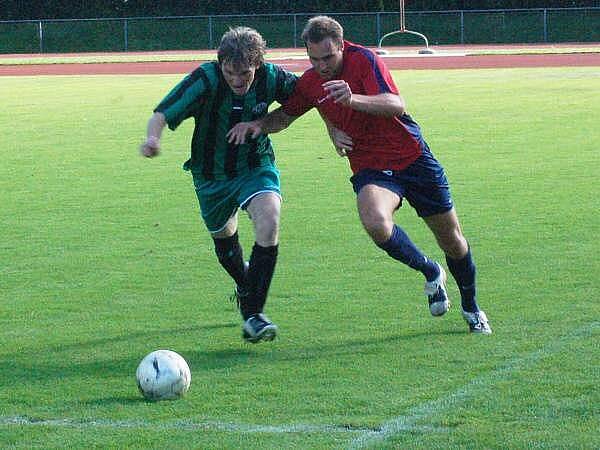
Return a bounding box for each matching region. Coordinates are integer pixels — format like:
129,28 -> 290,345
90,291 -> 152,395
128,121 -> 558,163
462,310 -> 492,334
424,264 -> 451,316
242,313 -> 278,343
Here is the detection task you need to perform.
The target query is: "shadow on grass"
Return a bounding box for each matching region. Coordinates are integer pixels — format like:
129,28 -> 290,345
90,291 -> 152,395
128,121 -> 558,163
185,327 -> 466,369
81,395 -> 146,407
266,328 -> 467,363
0,325 -> 464,388
41,322 -> 239,355
0,322 -> 242,387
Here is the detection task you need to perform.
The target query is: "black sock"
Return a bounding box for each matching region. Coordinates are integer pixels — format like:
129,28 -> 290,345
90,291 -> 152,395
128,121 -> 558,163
377,225 -> 439,281
241,243 -> 278,320
213,232 -> 246,287
446,246 -> 479,313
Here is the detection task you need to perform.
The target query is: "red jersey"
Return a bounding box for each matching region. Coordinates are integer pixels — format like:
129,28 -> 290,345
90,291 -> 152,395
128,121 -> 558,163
283,41 -> 423,174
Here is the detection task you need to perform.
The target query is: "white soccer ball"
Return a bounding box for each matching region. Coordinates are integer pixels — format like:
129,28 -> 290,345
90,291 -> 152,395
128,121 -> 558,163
136,350 -> 191,401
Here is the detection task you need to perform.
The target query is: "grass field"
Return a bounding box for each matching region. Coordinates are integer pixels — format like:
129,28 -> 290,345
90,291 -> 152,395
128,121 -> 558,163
1,67 -> 599,449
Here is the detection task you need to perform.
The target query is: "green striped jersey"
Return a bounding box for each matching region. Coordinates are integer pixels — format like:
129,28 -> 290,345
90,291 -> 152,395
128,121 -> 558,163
154,61 -> 297,181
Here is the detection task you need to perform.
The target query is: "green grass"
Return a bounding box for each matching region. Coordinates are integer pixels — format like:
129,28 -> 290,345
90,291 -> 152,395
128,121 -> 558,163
1,68 -> 599,449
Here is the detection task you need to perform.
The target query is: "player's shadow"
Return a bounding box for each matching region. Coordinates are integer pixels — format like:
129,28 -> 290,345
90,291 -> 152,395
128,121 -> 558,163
183,327 -> 465,372
41,322 -> 239,355
3,322 -> 237,363
186,347 -> 255,370
0,322 -> 239,386
273,328 -> 466,363
81,396 -> 145,406
1,324 -> 464,389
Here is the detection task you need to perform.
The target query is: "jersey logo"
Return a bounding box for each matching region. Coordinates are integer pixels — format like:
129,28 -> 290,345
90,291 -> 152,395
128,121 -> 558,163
252,102 -> 268,117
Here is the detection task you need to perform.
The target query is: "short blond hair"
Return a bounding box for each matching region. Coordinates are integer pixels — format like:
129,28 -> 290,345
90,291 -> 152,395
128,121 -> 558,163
301,16 -> 344,47
218,27 -> 266,68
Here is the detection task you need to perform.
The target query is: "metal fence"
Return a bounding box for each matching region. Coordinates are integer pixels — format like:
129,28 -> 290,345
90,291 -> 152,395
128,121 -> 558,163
0,8 -> 598,54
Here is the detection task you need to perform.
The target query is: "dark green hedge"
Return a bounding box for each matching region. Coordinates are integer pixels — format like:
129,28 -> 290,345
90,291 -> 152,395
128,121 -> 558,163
1,9 -> 598,54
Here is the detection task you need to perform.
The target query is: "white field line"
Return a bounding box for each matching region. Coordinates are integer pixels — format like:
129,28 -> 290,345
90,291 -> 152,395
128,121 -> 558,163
0,416 -> 358,433
268,51 -> 467,60
0,415 -> 440,435
1,323 -> 595,441
349,322 -> 599,449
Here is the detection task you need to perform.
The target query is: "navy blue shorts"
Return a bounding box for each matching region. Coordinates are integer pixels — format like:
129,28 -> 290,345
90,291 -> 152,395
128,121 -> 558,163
350,148 -> 453,218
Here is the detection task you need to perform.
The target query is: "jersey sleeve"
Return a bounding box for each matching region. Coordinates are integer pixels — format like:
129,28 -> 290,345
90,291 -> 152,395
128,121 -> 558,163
281,75 -> 313,118
154,65 -> 211,130
273,66 -> 299,104
358,51 -> 399,96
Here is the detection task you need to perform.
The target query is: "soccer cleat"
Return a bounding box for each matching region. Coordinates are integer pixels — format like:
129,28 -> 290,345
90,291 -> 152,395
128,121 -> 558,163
424,263 -> 450,316
242,313 -> 278,343
462,310 -> 492,334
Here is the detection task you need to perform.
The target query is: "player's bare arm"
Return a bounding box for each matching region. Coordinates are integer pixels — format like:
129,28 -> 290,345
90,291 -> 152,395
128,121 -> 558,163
226,107 -> 298,145
322,80 -> 405,117
318,110 -> 353,157
140,111 -> 166,157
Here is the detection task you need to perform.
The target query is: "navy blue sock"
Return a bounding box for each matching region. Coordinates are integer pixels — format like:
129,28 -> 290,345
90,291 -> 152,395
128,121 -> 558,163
446,246 -> 479,313
377,225 -> 439,281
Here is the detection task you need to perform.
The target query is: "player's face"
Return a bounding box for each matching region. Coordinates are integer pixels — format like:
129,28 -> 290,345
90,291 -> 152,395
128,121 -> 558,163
306,38 -> 344,80
221,62 -> 257,95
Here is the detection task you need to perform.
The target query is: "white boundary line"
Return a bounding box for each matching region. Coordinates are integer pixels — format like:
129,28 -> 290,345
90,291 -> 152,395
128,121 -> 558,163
0,416 -> 362,433
349,322 -> 598,449
268,51 -> 468,60
0,415 -> 440,435
1,323 -> 595,444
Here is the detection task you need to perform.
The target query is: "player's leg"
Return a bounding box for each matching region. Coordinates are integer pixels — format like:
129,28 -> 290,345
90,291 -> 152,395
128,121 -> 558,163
245,192 -> 280,314
211,214 -> 247,289
373,151 -> 455,316
423,210 -> 491,334
236,166 -> 282,343
356,183 -> 444,308
192,175 -> 248,295
239,192 -> 280,342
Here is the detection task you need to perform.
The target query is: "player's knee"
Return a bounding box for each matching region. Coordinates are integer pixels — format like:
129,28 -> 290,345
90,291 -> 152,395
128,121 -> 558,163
361,215 -> 393,244
254,215 -> 280,247
440,231 -> 467,259
256,233 -> 279,247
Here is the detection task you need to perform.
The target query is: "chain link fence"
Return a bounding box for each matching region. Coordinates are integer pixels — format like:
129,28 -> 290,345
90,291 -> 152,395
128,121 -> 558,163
0,8 -> 598,54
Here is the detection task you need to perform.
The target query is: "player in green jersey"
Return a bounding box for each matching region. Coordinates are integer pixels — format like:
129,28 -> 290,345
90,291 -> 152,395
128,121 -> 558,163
140,27 -> 297,343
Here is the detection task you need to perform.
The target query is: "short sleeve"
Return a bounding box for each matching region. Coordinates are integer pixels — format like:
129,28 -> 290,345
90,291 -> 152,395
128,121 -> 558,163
274,66 -> 299,104
358,51 -> 399,96
154,65 -> 211,130
281,75 -> 313,118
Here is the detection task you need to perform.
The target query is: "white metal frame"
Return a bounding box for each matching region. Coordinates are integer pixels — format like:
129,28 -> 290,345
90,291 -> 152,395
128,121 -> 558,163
377,0 -> 434,54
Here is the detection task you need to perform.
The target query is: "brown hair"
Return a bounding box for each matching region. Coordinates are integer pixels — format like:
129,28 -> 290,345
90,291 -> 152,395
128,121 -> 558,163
301,16 -> 344,47
218,27 -> 266,68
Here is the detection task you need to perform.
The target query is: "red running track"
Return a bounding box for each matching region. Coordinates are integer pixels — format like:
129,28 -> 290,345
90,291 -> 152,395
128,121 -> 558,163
1,52 -> 599,76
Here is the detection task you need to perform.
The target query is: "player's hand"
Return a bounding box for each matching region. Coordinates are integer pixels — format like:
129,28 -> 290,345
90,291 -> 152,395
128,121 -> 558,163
329,126 -> 353,157
227,121 -> 263,145
322,80 -> 353,106
140,136 -> 160,158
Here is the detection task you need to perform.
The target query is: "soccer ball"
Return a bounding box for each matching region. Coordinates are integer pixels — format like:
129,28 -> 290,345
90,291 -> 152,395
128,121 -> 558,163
136,350 -> 191,401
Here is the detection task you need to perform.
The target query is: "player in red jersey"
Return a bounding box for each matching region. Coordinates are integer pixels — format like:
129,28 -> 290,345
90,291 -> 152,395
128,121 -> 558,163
227,16 -> 491,334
